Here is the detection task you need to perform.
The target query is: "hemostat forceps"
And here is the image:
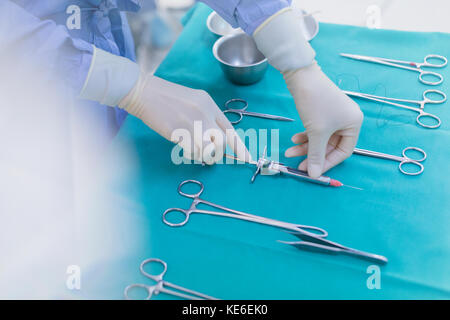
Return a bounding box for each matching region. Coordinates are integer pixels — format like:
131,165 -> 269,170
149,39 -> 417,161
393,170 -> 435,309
344,89 -> 446,129
223,98 -> 294,124
354,146 -> 427,176
124,258 -> 218,300
163,179 -> 328,237
163,180 -> 388,264
341,53 -> 447,85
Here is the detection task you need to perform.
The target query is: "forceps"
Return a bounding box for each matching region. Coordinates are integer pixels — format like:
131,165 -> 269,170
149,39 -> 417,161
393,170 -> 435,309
163,179 -> 328,237
354,146 -> 427,175
124,258 -> 217,300
344,89 -> 446,128
223,98 -> 294,124
341,53 -> 448,85
163,180 -> 388,264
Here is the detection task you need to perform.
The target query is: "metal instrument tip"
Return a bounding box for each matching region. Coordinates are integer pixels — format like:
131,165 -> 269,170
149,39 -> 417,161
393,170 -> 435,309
340,53 -> 361,59
224,153 -> 257,165
342,184 -> 364,191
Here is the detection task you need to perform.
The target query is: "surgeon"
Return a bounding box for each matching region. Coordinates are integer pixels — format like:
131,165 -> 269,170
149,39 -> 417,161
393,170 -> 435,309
1,0 -> 362,178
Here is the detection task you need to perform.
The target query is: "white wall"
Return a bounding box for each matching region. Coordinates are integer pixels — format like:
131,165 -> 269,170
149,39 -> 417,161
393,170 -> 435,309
293,0 -> 450,32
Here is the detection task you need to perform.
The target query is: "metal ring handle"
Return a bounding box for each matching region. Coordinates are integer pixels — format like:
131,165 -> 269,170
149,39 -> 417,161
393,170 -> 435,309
124,283 -> 155,300
225,98 -> 248,111
223,109 -> 243,125
162,208 -> 190,227
296,225 -> 328,238
423,89 -> 447,104
419,70 -> 443,86
178,179 -> 204,198
399,160 -> 424,175
424,54 -> 448,68
402,146 -> 427,162
140,258 -> 168,282
416,112 -> 441,128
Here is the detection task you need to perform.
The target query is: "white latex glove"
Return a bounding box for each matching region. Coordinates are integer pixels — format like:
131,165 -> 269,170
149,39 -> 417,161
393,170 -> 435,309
283,63 -> 363,177
78,47 -> 250,164
119,73 -> 250,164
253,8 -> 363,178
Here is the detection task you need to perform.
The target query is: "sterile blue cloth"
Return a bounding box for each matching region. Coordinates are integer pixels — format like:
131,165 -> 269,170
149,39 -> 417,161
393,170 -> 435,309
88,3 -> 450,299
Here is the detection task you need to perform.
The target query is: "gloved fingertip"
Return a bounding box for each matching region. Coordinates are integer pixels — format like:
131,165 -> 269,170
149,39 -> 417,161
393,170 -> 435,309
201,153 -> 213,165
284,147 -> 296,158
308,164 -> 323,178
202,145 -> 219,165
298,161 -> 307,171
229,134 -> 252,163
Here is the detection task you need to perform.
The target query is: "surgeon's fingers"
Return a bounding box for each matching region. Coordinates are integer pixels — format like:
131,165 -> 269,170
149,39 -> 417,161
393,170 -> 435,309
286,132 -> 309,158
291,132 -> 309,144
202,126 -> 226,165
288,133 -> 342,157
216,113 -> 252,163
285,143 -> 308,157
321,135 -> 357,173
179,139 -> 201,162
190,126 -> 206,163
303,132 -> 331,178
298,157 -> 308,171
286,131 -> 323,157
297,134 -> 342,172
298,133 -> 356,173
210,126 -> 226,157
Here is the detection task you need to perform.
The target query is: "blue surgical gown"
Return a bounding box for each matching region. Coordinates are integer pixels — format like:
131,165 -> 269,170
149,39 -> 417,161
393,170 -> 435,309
0,0 -> 141,144
0,0 -> 291,145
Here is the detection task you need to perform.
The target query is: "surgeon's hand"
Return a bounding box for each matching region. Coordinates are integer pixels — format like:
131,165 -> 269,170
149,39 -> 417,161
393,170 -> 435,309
119,73 -> 250,164
253,7 -> 363,178
77,47 -> 249,164
283,63 -> 363,177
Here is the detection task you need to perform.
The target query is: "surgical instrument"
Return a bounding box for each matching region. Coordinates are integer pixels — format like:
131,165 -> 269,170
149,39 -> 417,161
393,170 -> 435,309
344,89 -> 446,129
280,232 -> 388,264
163,180 -> 387,264
124,258 -> 218,300
341,53 -> 447,85
163,179 -> 328,237
225,147 -> 361,189
354,146 -> 426,176
223,98 -> 294,124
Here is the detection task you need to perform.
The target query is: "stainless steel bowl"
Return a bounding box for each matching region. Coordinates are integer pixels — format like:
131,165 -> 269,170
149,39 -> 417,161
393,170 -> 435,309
206,11 -> 242,37
213,33 -> 268,85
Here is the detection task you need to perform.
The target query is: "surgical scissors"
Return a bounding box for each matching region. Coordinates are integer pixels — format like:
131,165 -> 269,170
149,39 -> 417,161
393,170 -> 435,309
344,89 -> 446,128
163,179 -> 328,237
124,258 -> 218,300
354,146 -> 427,176
341,53 -> 448,85
223,98 -> 294,124
163,180 -> 388,264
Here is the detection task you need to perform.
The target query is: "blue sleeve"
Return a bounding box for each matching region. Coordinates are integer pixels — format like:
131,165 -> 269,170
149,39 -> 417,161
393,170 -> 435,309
200,0 -> 292,34
0,0 -> 94,93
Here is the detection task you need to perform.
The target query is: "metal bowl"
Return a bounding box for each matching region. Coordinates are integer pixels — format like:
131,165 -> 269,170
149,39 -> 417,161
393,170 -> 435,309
206,11 -> 242,37
213,33 -> 268,85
